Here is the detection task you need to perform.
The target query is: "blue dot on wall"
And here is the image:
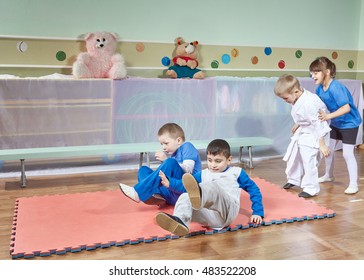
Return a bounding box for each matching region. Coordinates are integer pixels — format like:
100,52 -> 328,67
264,47 -> 272,56
161,56 -> 171,66
221,54 -> 231,64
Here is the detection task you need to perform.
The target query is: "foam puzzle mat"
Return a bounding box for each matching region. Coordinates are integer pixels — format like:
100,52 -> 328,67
10,177 -> 335,259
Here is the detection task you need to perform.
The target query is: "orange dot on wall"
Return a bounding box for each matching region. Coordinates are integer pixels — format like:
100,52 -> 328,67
136,42 -> 145,52
251,56 -> 259,65
332,51 -> 338,59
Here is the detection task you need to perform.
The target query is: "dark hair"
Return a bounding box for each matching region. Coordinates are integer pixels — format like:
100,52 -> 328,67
309,56 -> 336,78
157,123 -> 185,141
206,139 -> 231,158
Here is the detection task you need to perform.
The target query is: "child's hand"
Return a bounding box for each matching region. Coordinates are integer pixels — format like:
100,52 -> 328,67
155,151 -> 167,162
318,109 -> 330,121
320,144 -> 330,158
159,170 -> 170,188
291,124 -> 300,134
250,215 -> 262,225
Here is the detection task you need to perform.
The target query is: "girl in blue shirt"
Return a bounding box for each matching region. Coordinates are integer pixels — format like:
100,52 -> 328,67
309,57 -> 362,194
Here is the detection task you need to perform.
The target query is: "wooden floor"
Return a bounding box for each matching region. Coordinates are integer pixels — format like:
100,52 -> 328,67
1,148 -> 364,260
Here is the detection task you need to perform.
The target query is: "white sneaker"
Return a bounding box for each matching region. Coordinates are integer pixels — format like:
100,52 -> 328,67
344,186 -> 359,194
119,183 -> 140,202
318,176 -> 335,183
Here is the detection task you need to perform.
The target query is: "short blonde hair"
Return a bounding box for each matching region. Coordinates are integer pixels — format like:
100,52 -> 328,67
274,74 -> 301,97
157,123 -> 185,141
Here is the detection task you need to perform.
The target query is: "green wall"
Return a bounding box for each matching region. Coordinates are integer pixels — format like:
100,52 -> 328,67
0,0 -> 361,49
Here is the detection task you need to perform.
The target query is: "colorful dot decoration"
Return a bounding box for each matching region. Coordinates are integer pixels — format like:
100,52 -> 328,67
161,56 -> 171,67
136,42 -> 145,52
278,60 -> 286,69
231,48 -> 239,58
348,60 -> 354,69
295,50 -> 302,59
56,51 -> 66,61
264,47 -> 272,56
211,60 -> 219,68
251,56 -> 259,65
16,41 -> 28,52
332,51 -> 338,59
221,54 -> 231,64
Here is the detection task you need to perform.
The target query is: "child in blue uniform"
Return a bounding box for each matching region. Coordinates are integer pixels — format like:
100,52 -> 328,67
119,123 -> 202,205
309,57 -> 362,194
155,139 -> 264,236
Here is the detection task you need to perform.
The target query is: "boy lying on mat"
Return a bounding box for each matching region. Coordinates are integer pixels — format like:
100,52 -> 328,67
156,139 -> 264,236
119,123 -> 202,206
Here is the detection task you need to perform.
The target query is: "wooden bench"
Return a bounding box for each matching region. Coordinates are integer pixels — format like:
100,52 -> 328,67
0,137 -> 273,187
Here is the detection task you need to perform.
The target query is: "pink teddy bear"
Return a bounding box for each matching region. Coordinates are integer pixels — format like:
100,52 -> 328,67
72,32 -> 127,79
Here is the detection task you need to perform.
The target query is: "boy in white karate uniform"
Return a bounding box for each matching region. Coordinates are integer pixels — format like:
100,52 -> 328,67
274,74 -> 331,198
155,139 -> 264,236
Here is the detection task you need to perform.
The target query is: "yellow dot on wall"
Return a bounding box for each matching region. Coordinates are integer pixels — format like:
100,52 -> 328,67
231,48 -> 239,58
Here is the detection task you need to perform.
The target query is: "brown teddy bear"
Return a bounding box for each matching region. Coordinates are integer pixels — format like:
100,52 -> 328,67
166,37 -> 204,79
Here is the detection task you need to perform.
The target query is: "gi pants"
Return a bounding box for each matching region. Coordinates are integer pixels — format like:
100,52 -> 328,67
134,158 -> 184,205
174,177 -> 241,229
286,143 -> 320,196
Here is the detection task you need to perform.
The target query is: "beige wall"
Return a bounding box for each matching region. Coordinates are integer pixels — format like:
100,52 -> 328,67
0,37 -> 359,79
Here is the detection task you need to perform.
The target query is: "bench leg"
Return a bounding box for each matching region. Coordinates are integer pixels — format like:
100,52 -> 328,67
239,146 -> 254,168
247,146 -> 254,168
139,152 -> 144,168
139,152 -> 151,168
20,159 -> 27,188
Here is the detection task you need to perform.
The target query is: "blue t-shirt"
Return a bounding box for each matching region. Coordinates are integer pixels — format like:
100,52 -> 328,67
171,141 -> 202,174
316,79 -> 362,129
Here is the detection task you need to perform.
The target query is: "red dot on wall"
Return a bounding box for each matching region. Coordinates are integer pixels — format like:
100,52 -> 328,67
278,60 -> 286,69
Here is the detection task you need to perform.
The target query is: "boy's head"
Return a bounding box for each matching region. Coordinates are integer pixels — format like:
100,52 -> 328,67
157,123 -> 185,154
274,74 -> 303,105
206,139 -> 232,173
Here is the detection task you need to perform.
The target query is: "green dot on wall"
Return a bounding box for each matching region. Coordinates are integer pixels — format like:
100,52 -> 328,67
295,50 -> 302,59
348,60 -> 354,69
56,51 -> 67,61
211,60 -> 219,68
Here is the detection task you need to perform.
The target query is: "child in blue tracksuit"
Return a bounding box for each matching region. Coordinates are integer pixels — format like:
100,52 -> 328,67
119,123 -> 202,206
156,139 -> 264,236
309,57 -> 362,194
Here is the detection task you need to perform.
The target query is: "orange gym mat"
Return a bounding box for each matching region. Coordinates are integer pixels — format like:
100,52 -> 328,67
10,177 -> 335,259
